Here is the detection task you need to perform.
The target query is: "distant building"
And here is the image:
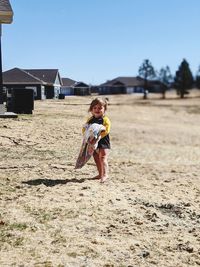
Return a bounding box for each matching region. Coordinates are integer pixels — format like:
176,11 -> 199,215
60,78 -> 76,96
0,0 -> 14,105
0,0 -> 13,24
74,82 -> 91,96
99,76 -> 167,94
3,68 -> 62,99
25,69 -> 62,99
99,77 -> 144,94
90,85 -> 99,94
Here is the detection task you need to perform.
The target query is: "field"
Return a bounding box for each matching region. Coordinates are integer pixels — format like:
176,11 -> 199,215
0,91 -> 200,267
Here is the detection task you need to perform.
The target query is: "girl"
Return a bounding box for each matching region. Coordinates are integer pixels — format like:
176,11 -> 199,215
83,98 -> 111,183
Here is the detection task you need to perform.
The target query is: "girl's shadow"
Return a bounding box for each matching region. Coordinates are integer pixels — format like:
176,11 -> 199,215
22,178 -> 85,187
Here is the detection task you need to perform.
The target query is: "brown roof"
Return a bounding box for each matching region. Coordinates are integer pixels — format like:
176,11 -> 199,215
74,82 -> 89,88
24,69 -> 61,85
115,76 -> 145,87
3,68 -> 45,84
61,77 -> 76,87
3,68 -> 62,85
0,0 -> 13,23
100,76 -> 144,87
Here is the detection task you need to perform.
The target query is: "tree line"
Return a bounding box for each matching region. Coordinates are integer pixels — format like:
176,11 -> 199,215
138,59 -> 199,99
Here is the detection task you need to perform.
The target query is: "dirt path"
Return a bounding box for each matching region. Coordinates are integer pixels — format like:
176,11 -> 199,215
0,93 -> 200,266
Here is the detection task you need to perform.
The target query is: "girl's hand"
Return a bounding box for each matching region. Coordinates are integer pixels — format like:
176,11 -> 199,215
88,136 -> 96,145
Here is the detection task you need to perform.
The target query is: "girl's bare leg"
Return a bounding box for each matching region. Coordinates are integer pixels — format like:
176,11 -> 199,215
93,150 -> 101,178
99,149 -> 109,182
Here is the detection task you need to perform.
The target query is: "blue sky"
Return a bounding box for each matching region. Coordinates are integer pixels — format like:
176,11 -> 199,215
2,0 -> 200,84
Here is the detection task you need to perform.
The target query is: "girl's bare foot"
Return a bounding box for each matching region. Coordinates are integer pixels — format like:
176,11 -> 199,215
100,176 -> 108,183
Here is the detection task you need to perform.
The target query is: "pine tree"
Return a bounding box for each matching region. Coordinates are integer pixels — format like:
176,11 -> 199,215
158,66 -> 173,99
174,59 -> 193,98
195,65 -> 200,89
138,59 -> 156,99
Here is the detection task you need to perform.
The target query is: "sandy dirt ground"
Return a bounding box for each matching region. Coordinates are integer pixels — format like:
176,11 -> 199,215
0,91 -> 200,267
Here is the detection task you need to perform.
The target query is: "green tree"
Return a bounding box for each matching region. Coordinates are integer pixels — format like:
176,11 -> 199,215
174,59 -> 194,98
158,66 -> 173,99
195,65 -> 200,89
138,59 -> 156,99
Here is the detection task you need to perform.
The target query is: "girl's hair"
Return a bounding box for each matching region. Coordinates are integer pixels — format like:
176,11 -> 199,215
88,98 -> 108,112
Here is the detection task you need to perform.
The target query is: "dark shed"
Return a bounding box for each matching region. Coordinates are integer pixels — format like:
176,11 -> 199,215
74,82 -> 90,96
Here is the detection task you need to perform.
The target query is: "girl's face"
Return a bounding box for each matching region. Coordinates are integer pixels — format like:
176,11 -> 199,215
91,104 -> 105,118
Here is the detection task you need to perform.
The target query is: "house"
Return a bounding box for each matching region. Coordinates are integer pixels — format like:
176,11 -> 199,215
99,80 -> 126,94
74,82 -> 91,96
3,68 -> 46,100
0,0 -> 13,24
0,0 -> 13,105
60,77 -> 76,96
99,76 -> 166,94
25,69 -> 62,99
99,76 -> 144,94
3,68 -> 62,99
90,85 -> 99,94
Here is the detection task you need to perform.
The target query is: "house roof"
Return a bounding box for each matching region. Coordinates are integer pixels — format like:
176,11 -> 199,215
3,68 -> 45,84
24,69 -> 61,85
0,0 -> 13,24
3,68 -> 62,86
116,76 -> 145,87
100,76 -> 144,87
74,82 -> 89,88
61,77 -> 76,87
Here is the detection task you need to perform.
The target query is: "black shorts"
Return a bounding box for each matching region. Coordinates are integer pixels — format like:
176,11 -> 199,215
97,135 -> 110,149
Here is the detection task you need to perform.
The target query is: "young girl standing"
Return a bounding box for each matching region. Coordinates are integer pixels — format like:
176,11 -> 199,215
82,98 -> 111,183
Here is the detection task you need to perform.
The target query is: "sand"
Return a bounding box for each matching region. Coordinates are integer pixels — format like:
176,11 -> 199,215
0,91 -> 200,267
